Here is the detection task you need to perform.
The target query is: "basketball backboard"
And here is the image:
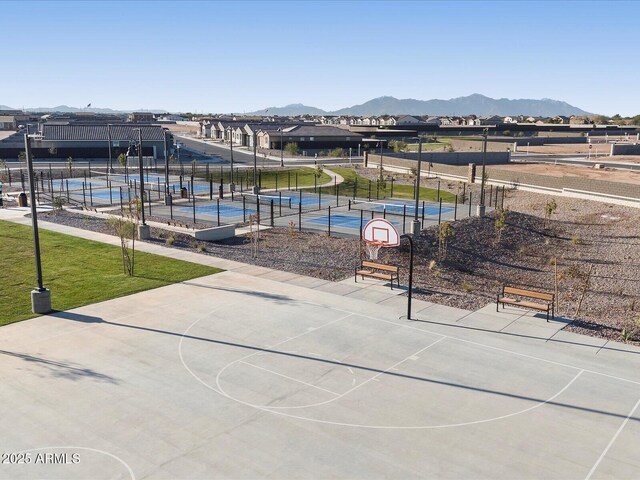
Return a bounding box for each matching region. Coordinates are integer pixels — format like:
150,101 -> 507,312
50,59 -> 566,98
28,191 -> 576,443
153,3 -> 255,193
362,218 -> 400,247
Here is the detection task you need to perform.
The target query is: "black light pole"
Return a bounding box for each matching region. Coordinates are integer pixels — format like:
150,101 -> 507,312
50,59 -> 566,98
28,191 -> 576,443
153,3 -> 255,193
24,133 -> 51,313
478,127 -> 488,216
411,136 -> 423,234
252,131 -> 259,194
278,127 -> 284,167
163,129 -> 170,204
400,234 -> 415,320
229,128 -> 235,191
107,124 -> 113,173
135,129 -> 150,239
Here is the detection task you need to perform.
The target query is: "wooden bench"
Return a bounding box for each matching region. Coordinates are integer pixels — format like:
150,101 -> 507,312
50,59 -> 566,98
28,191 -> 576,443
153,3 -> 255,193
355,261 -> 399,290
497,286 -> 555,321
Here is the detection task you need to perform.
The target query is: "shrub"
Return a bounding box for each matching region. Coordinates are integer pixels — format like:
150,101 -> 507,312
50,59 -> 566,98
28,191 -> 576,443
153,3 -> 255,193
166,235 -> 176,245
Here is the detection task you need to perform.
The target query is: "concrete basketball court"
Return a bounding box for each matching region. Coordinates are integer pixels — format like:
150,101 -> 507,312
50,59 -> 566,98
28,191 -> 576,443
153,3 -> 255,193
1,269 -> 640,479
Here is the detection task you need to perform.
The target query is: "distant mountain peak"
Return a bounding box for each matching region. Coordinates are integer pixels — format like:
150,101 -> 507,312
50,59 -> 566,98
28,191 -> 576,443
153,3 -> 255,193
249,94 -> 590,117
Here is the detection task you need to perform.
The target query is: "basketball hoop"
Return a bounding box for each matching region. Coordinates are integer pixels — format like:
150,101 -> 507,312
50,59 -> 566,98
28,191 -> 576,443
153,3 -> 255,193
364,240 -> 384,260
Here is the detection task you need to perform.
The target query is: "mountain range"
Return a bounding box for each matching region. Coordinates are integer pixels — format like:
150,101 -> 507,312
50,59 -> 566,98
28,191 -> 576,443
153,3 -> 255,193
249,94 -> 591,117
0,105 -> 167,114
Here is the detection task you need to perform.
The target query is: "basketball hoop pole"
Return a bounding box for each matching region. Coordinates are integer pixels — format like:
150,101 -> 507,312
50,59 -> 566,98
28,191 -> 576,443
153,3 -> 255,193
400,234 -> 414,320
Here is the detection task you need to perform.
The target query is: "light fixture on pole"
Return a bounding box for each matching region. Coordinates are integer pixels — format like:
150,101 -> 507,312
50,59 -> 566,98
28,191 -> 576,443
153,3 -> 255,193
476,127 -> 488,216
24,133 -> 51,314
410,135 -> 423,235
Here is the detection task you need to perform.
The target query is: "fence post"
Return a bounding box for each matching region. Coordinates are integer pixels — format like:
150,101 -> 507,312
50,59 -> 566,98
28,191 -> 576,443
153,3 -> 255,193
489,185 -> 493,207
217,198 -> 220,226
298,201 -> 302,232
468,191 -> 472,217
270,199 -> 274,226
438,198 -> 442,225
402,204 -> 406,233
359,209 -> 363,241
318,186 -> 321,210
278,191 -> 282,216
209,177 -> 213,200
192,190 -> 196,225
501,186 -> 505,209
119,186 -> 123,213
437,180 -> 440,202
328,205 -> 331,237
335,176 -> 338,206
82,182 -> 86,206
148,187 -> 152,217
170,195 -> 173,220
243,195 -> 246,223
422,200 -> 425,224
454,194 -> 458,221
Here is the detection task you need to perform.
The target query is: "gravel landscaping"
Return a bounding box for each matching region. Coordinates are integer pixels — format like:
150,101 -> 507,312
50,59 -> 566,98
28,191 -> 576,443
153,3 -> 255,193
33,183 -> 640,346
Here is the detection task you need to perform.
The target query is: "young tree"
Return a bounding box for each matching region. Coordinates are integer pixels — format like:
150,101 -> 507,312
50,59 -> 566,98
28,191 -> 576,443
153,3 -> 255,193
494,207 -> 508,244
66,156 -> 74,176
544,198 -> 557,229
108,196 -> 141,276
438,222 -> 454,260
284,142 -> 299,156
117,153 -> 127,167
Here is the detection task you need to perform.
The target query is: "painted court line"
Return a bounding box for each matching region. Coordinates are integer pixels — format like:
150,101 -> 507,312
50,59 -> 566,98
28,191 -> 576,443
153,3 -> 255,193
584,397 -> 640,480
240,360 -> 340,396
230,336 -> 446,411
343,309 -> 640,388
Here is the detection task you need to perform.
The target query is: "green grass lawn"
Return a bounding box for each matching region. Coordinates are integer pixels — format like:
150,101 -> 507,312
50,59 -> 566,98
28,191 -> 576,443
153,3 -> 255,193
327,167 -> 456,203
0,221 -> 221,325
198,167 -> 331,190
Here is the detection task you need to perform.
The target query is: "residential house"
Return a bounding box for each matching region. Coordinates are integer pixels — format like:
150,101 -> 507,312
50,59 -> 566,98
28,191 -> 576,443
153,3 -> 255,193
127,112 -> 155,123
257,125 -> 364,150
396,115 -> 422,125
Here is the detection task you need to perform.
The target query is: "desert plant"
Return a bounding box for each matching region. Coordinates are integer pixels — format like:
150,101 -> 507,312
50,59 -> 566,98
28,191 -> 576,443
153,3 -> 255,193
166,235 -> 176,246
108,216 -> 137,276
544,198 -> 557,229
494,207 -> 508,244
196,243 -> 206,252
313,164 -> 324,178
461,280 -> 474,293
438,222 -> 454,260
52,196 -> 65,210
66,156 -> 74,176
288,220 -> 296,236
328,147 -> 345,158
571,234 -> 582,246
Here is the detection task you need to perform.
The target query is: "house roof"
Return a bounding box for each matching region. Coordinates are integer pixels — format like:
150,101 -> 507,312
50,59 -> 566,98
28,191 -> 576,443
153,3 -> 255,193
265,125 -> 364,138
41,124 -> 167,141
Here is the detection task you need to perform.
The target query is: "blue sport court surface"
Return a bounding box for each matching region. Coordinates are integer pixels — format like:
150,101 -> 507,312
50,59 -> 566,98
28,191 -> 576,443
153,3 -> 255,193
244,194 -> 329,208
307,214 -> 400,230
364,203 -> 454,216
179,204 -> 255,218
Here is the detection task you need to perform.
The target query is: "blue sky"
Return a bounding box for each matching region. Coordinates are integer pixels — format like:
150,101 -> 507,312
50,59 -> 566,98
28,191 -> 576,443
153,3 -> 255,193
2,0 -> 638,115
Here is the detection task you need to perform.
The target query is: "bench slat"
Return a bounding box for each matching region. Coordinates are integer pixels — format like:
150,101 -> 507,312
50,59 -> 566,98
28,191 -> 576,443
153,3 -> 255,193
361,261 -> 398,273
357,270 -> 395,281
503,286 -> 554,302
498,297 -> 550,311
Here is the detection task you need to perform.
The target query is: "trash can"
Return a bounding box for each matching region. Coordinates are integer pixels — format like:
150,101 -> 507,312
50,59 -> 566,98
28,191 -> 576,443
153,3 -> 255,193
18,192 -> 28,207
180,187 -> 188,199
218,185 -> 224,199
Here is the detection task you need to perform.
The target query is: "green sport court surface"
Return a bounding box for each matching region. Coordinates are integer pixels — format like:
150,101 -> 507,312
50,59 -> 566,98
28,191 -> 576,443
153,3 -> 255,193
1,270 -> 639,479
